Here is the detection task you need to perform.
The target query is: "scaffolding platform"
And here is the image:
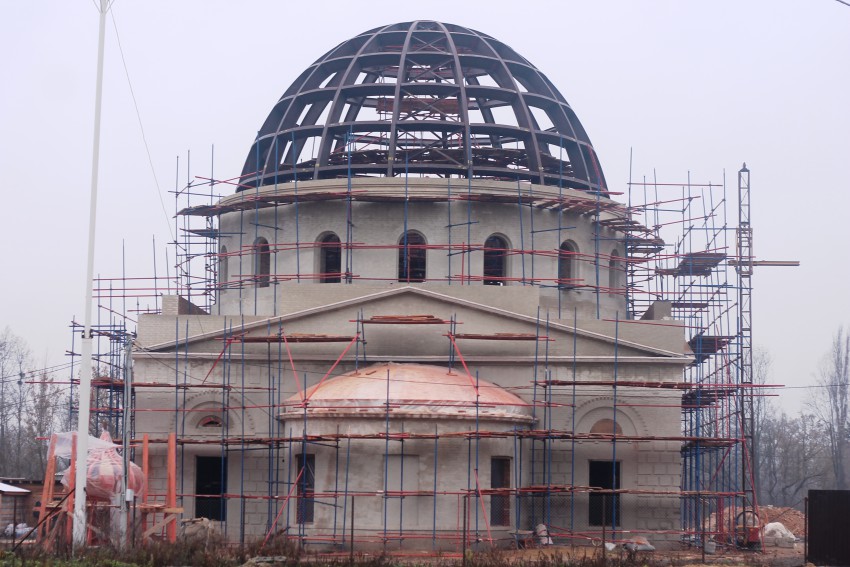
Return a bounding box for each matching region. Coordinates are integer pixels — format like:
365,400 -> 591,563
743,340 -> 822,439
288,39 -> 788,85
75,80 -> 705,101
656,252 -> 726,277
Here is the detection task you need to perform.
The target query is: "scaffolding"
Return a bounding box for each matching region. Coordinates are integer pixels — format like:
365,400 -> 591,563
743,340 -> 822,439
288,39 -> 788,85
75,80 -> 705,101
625,170 -> 764,548
45,158 -> 771,555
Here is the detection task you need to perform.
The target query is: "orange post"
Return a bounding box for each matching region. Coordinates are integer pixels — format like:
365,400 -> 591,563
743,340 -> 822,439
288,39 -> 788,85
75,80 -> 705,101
166,431 -> 177,542
65,433 -> 77,545
38,434 -> 57,541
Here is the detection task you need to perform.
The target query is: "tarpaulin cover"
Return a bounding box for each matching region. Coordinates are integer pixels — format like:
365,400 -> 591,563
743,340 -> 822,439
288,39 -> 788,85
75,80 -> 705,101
56,431 -> 145,501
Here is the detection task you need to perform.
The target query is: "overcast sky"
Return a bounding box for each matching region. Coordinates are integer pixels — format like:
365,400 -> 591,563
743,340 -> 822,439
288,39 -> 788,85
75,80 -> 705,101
1,1 -> 847,412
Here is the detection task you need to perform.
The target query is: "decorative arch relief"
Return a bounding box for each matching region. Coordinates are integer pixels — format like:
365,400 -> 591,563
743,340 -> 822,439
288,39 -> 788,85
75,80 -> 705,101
574,396 -> 646,437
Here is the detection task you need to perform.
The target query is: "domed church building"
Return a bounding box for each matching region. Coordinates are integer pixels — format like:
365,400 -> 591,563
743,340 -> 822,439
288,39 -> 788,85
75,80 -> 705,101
133,21 -> 691,550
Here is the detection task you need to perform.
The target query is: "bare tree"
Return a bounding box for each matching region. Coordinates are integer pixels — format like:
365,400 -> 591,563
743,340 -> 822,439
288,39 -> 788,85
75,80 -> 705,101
0,327 -> 31,477
759,411 -> 827,507
752,347 -> 772,503
0,328 -> 68,479
22,371 -> 67,478
809,326 -> 850,489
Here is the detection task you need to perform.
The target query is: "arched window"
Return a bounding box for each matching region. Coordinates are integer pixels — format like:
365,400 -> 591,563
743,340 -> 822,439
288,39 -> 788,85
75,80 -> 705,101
483,234 -> 509,286
558,240 -> 578,289
608,249 -> 622,295
590,418 -> 623,435
219,245 -> 228,290
318,233 -> 341,283
398,231 -> 426,282
254,237 -> 270,288
199,415 -> 223,429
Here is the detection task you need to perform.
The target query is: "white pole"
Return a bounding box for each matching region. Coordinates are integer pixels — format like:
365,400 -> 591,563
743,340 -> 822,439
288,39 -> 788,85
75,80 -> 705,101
117,339 -> 133,547
74,0 -> 110,549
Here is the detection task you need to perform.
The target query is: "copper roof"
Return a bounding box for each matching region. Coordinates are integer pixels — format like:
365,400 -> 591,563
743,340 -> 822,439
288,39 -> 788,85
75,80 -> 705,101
280,362 -> 532,422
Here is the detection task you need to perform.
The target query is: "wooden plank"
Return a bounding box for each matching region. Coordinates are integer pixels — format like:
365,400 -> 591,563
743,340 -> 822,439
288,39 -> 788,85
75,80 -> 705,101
142,513 -> 178,539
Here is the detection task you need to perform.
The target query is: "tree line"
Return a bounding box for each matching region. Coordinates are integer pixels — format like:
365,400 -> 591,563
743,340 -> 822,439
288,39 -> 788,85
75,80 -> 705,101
755,326 -> 850,509
0,328 -> 67,480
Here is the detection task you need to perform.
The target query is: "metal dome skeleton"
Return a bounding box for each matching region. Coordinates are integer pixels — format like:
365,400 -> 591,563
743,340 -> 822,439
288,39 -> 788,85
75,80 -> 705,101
240,21 -> 607,193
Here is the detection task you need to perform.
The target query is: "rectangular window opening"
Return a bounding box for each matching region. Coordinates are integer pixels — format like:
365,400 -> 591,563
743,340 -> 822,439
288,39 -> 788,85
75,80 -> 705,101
296,454 -> 315,524
588,460 -> 620,527
196,456 -> 227,521
491,457 -> 511,526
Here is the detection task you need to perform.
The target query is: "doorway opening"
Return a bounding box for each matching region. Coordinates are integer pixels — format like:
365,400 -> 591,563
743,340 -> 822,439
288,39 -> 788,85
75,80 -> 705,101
196,456 -> 227,521
588,460 -> 620,527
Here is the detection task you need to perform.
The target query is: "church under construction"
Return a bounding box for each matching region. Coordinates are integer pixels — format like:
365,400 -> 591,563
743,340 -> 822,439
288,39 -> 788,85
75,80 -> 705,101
48,20 -> 764,553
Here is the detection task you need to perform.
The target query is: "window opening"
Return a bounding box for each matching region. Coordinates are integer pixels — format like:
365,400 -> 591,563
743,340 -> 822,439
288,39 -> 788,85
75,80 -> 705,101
196,456 -> 227,521
199,415 -> 223,429
589,460 -> 620,527
608,250 -> 621,295
398,231 -> 426,282
490,457 -> 511,526
297,454 -> 315,524
219,245 -> 228,290
558,241 -> 578,289
319,233 -> 341,283
254,238 -> 270,288
483,235 -> 508,286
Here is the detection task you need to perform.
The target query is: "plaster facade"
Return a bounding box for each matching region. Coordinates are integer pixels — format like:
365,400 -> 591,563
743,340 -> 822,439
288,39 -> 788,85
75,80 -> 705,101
134,223 -> 690,548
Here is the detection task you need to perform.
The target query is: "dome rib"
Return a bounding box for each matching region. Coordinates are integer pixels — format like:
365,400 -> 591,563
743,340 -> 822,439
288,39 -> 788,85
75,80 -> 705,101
240,21 -> 607,194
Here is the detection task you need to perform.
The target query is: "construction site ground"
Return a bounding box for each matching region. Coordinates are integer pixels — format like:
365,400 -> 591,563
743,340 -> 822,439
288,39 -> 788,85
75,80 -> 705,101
494,544 -> 805,566
299,542 -> 805,567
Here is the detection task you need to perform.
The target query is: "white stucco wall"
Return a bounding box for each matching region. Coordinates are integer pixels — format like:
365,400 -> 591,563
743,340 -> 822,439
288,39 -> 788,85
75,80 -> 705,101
131,176 -> 688,549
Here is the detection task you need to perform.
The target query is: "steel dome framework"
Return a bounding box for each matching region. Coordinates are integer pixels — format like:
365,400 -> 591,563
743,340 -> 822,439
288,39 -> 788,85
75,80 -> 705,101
240,21 -> 607,193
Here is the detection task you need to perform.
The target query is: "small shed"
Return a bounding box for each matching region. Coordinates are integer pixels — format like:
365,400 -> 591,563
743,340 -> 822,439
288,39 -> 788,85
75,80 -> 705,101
0,482 -> 31,531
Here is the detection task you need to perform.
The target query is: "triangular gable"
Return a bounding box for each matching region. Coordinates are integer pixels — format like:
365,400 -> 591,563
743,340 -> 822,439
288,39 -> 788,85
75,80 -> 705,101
140,287 -> 689,360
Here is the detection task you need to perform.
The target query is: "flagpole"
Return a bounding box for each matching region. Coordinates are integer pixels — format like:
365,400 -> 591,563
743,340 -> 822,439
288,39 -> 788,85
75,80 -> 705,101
74,0 -> 110,549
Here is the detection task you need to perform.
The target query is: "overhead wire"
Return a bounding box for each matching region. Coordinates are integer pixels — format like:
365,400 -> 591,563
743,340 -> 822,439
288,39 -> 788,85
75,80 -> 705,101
109,5 -> 175,242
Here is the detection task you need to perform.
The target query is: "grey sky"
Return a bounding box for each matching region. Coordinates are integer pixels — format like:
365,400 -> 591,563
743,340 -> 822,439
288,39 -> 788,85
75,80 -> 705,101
1,1 -> 847,412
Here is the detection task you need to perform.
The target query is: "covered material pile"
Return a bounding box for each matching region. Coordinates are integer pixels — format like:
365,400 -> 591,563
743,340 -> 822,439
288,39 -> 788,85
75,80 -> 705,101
759,506 -> 805,537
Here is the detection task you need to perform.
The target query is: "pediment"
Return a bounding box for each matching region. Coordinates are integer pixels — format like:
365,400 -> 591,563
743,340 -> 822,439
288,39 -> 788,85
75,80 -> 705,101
139,287 -> 690,362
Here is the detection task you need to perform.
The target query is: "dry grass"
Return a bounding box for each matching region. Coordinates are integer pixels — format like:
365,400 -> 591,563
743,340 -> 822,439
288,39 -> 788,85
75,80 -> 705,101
0,541 -> 780,567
